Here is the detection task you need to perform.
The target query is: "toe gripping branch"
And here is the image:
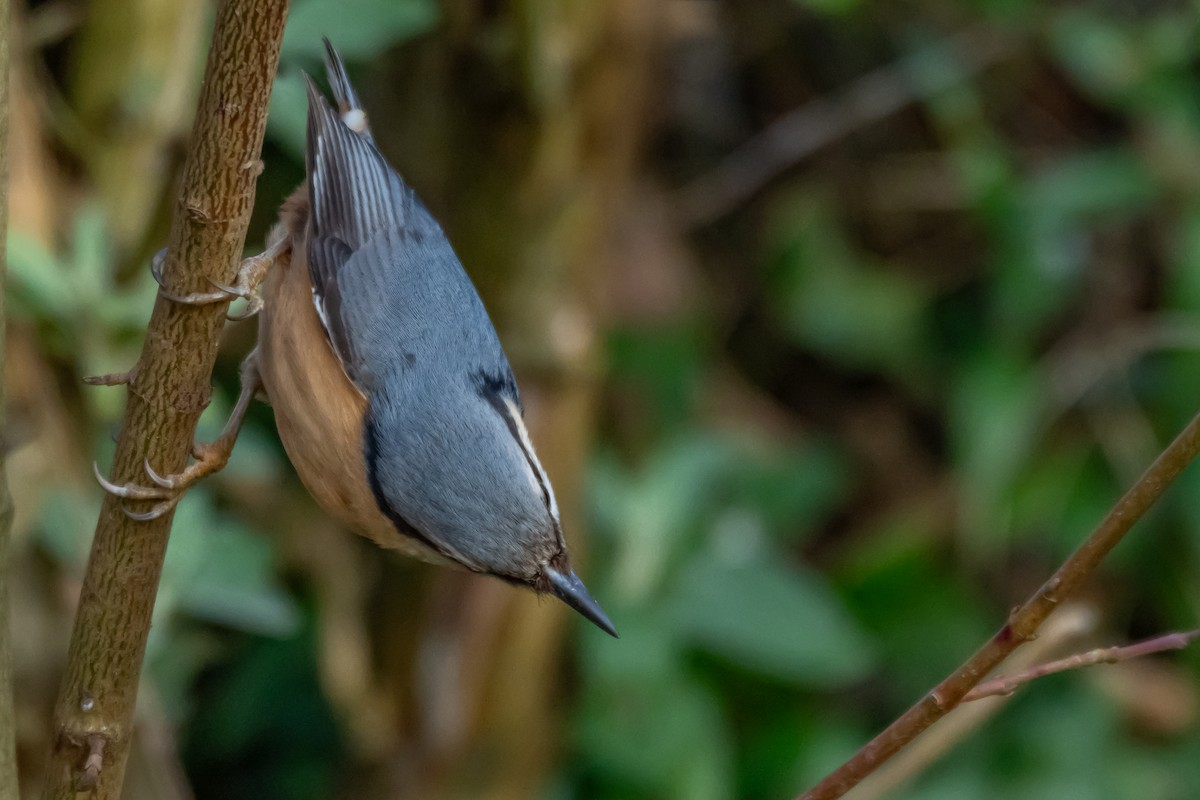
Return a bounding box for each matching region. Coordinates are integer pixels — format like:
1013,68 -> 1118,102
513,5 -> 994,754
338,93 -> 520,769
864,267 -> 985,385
93,240 -> 284,518
93,353 -> 262,521
150,238 -> 286,320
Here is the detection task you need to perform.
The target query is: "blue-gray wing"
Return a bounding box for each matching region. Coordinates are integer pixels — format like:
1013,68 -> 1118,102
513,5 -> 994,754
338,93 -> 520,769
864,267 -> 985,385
304,74 -> 513,397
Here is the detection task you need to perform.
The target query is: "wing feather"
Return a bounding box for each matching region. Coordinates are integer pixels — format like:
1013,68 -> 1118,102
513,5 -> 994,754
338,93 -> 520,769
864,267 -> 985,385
302,46 -> 514,399
321,38 -> 374,143
304,74 -> 413,386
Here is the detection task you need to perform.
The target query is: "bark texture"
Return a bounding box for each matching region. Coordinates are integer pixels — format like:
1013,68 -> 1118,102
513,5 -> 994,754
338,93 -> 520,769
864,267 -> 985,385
39,2 -> 288,797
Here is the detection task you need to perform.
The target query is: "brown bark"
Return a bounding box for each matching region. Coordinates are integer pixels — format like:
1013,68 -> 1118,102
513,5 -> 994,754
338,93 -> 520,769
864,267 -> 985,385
39,2 -> 288,797
0,0 -> 18,795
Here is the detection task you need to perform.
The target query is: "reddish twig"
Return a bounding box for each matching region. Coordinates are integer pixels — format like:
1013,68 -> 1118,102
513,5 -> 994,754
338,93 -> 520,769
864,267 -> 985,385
798,410 -> 1200,800
963,629 -> 1200,703
841,605 -> 1097,800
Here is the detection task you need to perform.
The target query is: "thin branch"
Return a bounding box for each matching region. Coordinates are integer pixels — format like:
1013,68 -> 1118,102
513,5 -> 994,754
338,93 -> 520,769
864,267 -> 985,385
674,24 -> 1014,227
843,605 -> 1098,800
799,409 -> 1200,800
0,0 -> 17,795
39,2 -> 289,798
963,629 -> 1200,703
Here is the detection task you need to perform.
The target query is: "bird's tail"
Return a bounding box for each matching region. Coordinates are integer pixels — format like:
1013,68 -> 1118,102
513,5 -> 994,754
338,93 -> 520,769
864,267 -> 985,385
322,37 -> 374,144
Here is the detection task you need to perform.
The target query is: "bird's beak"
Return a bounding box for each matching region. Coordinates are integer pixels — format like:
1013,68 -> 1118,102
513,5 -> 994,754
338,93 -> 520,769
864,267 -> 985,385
546,567 -> 619,638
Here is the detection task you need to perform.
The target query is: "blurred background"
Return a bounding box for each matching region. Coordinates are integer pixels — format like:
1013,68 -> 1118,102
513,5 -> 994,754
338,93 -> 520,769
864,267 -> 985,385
6,0 -> 1200,797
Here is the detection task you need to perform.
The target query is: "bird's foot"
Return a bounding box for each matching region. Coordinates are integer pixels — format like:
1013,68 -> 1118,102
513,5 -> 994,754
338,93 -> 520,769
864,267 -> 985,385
93,437 -> 236,521
151,242 -> 282,320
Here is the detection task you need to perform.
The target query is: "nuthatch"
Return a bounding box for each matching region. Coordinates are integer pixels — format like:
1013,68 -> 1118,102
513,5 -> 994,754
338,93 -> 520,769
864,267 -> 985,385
97,40 -> 617,638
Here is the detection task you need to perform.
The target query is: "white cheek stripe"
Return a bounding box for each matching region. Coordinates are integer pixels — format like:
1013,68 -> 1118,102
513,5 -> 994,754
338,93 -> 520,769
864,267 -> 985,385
503,398 -> 560,523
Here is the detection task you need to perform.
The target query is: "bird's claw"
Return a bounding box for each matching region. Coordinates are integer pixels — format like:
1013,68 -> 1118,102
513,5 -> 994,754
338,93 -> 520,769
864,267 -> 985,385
208,277 -> 250,299
90,354 -> 260,522
123,502 -> 180,522
149,247 -> 168,286
92,461 -> 171,501
92,461 -> 181,521
143,458 -> 179,490
155,277 -> 257,308
92,446 -> 231,521
150,248 -> 267,318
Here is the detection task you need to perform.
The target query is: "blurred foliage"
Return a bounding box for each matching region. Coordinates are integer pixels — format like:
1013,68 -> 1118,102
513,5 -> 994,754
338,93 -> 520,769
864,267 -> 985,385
7,205 -> 155,390
8,0 -> 1200,798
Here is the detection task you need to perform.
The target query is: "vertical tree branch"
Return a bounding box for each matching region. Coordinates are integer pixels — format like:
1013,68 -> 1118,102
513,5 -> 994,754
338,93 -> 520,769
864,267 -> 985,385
799,410 -> 1200,800
0,0 -> 19,795
39,2 -> 288,798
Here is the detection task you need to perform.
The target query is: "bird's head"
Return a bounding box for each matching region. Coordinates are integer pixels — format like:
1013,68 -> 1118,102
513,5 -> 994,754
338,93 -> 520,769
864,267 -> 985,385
365,369 -> 617,637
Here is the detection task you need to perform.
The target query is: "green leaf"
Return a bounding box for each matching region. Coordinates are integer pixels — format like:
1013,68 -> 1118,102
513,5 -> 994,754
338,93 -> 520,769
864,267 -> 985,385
666,556 -> 875,686
281,0 -> 439,62
183,617 -> 343,800
730,440 -> 850,545
788,0 -> 861,15
768,196 -> 931,378
599,436 -> 741,603
68,205 -> 112,303
836,515 -> 992,699
1048,11 -> 1143,103
1026,148 -> 1155,220
271,0 -> 439,156
6,231 -> 72,321
268,71 -> 310,159
606,323 -> 712,436
33,488 -> 95,566
949,350 -> 1044,553
160,497 -> 299,639
577,664 -> 733,799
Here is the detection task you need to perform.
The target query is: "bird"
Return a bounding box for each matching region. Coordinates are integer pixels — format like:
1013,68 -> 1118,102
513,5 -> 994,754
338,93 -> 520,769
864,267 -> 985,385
95,39 -> 617,638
